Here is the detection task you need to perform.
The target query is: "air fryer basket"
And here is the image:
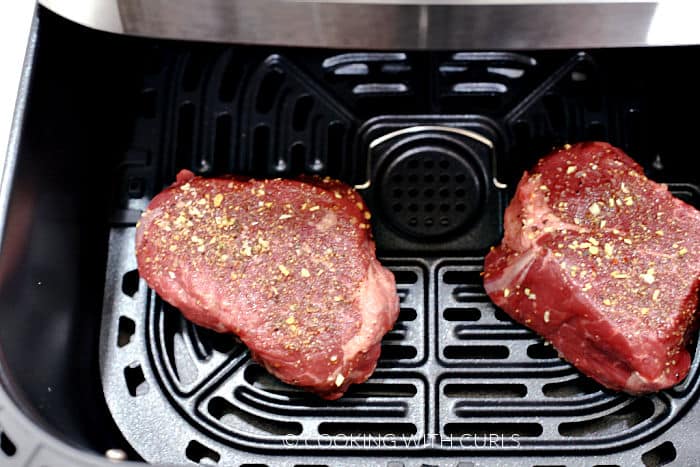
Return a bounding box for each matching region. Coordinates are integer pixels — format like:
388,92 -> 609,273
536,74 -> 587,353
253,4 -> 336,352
1,7 -> 700,467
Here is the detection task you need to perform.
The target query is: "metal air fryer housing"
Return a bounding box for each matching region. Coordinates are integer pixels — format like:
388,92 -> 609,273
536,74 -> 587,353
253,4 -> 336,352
36,0 -> 700,50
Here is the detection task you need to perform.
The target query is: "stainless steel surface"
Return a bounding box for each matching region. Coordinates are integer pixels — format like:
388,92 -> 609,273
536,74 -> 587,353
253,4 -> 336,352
40,0 -> 122,32
37,0 -> 700,49
1,1 -> 36,183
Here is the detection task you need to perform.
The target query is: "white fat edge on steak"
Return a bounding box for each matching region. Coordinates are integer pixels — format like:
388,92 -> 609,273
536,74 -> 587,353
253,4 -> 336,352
334,257 -> 398,386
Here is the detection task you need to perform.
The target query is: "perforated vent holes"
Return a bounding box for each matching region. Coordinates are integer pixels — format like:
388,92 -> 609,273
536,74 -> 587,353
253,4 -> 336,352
186,440 -> 220,465
104,232 -> 699,464
0,428 -> 16,457
358,118 -> 502,251
380,146 -> 482,238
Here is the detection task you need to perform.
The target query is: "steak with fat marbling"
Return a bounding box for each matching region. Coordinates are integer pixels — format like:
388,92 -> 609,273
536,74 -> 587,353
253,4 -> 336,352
484,142 -> 700,393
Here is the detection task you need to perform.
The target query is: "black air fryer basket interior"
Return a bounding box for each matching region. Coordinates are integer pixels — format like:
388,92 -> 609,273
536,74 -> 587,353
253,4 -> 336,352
1,7 -> 699,467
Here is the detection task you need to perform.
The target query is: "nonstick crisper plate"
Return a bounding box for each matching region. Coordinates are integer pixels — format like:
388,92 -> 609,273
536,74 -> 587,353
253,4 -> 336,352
100,45 -> 700,466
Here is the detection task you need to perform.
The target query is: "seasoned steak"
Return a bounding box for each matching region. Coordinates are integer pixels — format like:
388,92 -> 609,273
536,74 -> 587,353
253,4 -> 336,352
136,170 -> 399,399
484,142 -> 700,394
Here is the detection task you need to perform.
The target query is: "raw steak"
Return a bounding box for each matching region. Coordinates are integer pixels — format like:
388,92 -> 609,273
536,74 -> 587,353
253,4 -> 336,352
136,170 -> 399,399
484,142 -> 700,394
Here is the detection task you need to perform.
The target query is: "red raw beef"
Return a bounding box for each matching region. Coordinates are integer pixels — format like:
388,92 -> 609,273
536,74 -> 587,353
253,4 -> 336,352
136,170 -> 399,399
484,142 -> 700,393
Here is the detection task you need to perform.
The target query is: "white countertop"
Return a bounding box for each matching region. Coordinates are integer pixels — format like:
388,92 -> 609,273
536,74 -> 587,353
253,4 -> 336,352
1,1 -> 36,173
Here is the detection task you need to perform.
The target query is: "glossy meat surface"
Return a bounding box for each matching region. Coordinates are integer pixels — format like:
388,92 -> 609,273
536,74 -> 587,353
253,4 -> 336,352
484,142 -> 700,393
136,170 -> 399,399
